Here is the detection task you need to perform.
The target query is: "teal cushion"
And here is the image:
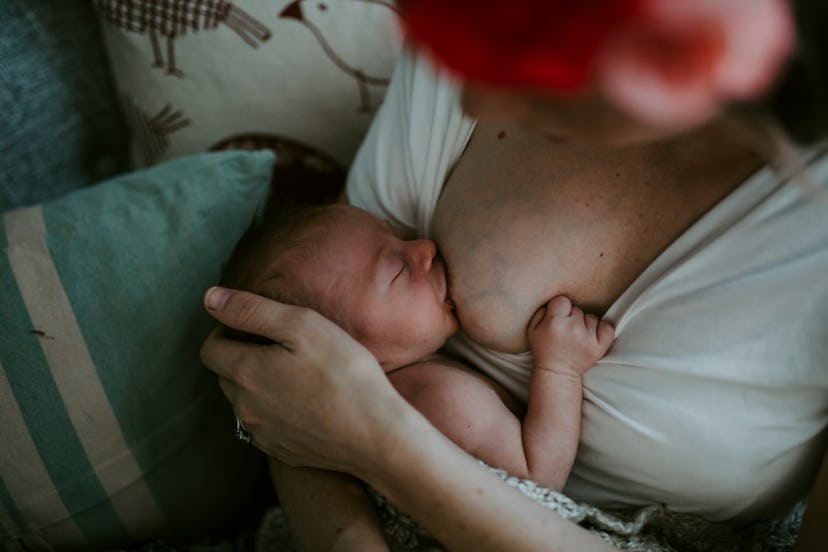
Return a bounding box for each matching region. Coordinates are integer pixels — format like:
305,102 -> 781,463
0,0 -> 130,212
0,151 -> 274,550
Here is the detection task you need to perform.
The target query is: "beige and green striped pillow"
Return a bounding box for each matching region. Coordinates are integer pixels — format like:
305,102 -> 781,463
0,151 -> 273,550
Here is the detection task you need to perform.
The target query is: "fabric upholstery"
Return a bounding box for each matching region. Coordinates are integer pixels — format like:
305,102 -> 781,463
94,0 -> 402,169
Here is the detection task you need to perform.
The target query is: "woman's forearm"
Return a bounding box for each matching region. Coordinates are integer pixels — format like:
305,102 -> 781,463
354,401 -> 616,552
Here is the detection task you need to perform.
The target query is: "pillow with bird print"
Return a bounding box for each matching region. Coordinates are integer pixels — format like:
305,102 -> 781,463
94,0 -> 402,170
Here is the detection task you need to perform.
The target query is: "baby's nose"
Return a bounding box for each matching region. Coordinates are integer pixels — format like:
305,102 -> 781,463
406,239 -> 435,271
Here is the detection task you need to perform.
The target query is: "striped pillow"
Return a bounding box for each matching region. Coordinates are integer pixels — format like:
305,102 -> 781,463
0,151 -> 274,550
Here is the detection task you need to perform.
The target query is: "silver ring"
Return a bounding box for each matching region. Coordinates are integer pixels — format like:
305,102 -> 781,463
235,416 -> 252,444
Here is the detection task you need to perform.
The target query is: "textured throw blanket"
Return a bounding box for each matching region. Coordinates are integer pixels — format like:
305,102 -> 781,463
255,465 -> 804,551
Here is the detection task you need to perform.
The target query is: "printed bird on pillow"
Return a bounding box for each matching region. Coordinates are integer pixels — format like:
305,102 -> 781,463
94,0 -> 271,77
279,0 -> 399,112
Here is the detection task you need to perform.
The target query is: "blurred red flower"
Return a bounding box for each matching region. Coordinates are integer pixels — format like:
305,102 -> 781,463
399,0 -> 646,92
399,0 -> 794,128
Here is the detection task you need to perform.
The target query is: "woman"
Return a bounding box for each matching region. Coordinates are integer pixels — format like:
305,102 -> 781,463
202,1 -> 828,550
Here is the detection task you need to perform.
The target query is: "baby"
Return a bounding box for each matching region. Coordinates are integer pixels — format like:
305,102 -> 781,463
221,203 -> 614,490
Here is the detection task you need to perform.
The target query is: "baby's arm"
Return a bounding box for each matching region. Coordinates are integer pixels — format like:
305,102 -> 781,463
522,296 -> 614,490
389,301 -> 611,494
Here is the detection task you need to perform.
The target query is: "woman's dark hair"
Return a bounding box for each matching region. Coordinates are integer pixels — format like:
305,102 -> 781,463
764,0 -> 828,144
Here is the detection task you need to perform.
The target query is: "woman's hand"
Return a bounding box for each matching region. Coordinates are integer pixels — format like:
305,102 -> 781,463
200,286 -> 404,474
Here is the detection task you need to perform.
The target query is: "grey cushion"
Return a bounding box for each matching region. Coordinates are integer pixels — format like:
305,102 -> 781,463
1,0 -> 130,212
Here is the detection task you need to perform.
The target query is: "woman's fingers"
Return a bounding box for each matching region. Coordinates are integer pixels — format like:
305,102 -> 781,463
203,286 -> 354,354
199,286 -> 401,473
597,320 -> 616,348
200,324 -> 270,379
215,374 -> 238,404
203,286 -> 307,345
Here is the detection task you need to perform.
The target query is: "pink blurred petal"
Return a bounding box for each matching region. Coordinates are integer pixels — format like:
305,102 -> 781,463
600,42 -> 720,128
711,0 -> 795,98
646,0 -> 794,96
598,0 -> 794,128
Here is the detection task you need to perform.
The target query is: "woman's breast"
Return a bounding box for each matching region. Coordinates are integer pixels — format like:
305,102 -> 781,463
432,173 -> 658,353
430,125 -> 685,353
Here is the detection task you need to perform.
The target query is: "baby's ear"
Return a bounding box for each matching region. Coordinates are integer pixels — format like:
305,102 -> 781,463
597,0 -> 794,131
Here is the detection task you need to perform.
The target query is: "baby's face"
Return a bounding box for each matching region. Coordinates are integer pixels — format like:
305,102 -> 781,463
304,206 -> 458,371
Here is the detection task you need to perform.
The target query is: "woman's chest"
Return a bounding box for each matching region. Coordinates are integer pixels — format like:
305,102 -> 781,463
431,123 -> 742,353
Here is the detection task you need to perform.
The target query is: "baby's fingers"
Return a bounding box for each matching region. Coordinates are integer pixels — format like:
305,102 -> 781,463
547,295 -> 573,317
584,313 -> 599,335
597,320 -> 615,350
528,304 -> 548,333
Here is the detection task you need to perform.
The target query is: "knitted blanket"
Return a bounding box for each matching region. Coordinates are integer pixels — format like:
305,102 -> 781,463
255,466 -> 804,552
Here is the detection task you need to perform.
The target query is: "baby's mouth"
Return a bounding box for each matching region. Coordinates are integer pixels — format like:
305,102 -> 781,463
437,255 -> 456,310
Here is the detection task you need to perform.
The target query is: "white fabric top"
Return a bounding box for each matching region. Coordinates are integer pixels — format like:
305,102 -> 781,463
347,51 -> 828,521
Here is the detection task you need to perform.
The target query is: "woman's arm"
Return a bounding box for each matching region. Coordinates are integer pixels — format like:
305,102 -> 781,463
200,287 -> 616,551
357,391 -> 617,551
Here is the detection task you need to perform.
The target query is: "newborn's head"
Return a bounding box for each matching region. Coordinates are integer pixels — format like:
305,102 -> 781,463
222,204 -> 458,371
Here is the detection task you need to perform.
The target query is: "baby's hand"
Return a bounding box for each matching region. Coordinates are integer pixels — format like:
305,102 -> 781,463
527,296 -> 615,377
